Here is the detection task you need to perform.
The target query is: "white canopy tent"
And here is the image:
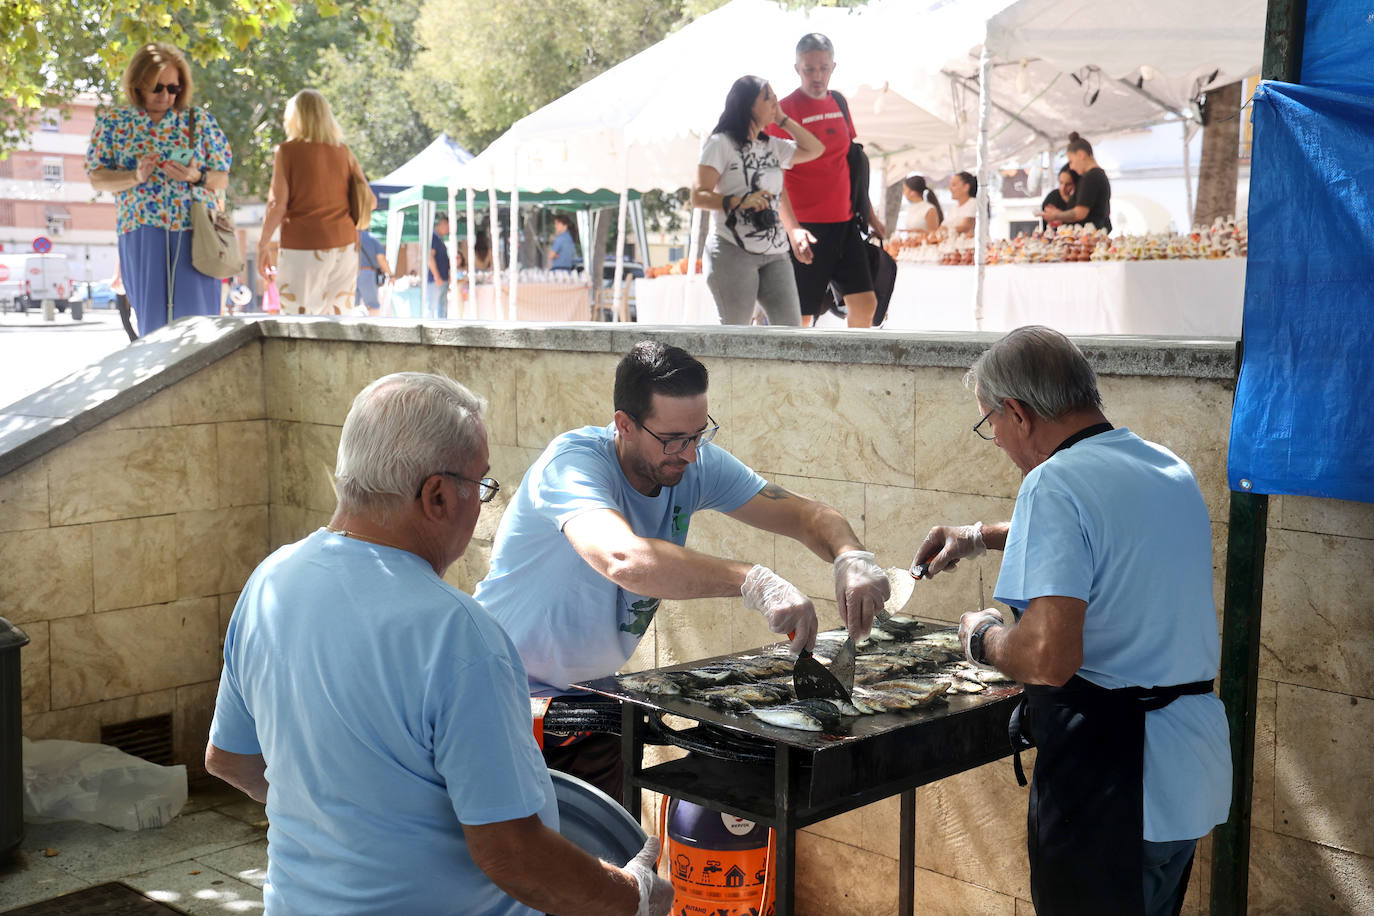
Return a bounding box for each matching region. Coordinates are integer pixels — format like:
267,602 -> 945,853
459,0 -> 961,191
955,0 -> 1267,323
870,0 -> 1265,169
372,133 -> 473,193
450,0 -> 1264,324
453,0 -> 964,318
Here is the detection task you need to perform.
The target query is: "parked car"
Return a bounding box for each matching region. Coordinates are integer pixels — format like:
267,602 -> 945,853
70,280 -> 117,309
600,255 -> 646,285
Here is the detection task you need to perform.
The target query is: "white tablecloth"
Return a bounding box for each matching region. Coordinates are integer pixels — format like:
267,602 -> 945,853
632,261 -> 1245,336
633,275 -> 721,325
883,260 -> 1246,337
463,282 -> 592,322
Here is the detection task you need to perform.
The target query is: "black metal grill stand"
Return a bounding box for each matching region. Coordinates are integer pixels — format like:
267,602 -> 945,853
619,697 -> 1018,916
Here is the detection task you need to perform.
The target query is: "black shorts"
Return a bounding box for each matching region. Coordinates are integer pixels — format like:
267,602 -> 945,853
791,219 -> 874,316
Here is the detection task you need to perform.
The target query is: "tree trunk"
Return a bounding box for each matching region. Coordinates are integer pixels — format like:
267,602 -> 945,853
520,207 -> 541,269
884,179 -> 904,239
691,209 -> 710,271
1193,80 -> 1243,229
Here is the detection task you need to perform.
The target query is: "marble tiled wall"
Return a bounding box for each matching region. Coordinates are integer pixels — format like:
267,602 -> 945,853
3,345 -> 269,773
262,339 -> 1372,913
4,328 -> 1370,913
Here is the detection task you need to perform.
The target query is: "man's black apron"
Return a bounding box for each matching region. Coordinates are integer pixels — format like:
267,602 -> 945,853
1004,421 -> 1213,915
1010,677 -> 1213,915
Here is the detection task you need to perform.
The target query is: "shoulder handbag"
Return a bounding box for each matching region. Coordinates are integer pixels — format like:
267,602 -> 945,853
186,109 -> 244,279
348,151 -> 375,230
830,91 -> 873,237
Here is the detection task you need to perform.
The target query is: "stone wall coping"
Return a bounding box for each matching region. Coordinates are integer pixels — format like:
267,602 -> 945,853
0,316 -> 1238,478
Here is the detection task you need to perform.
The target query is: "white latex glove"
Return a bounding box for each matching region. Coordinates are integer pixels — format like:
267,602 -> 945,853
959,608 -> 1005,670
741,564 -> 818,653
833,549 -> 890,638
912,522 -> 987,576
623,836 -> 674,916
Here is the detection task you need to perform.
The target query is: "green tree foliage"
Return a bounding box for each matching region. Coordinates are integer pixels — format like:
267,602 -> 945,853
0,0 -> 428,202
189,0 -> 407,201
409,0 -> 682,152
313,0 -> 433,182
0,0 -> 296,152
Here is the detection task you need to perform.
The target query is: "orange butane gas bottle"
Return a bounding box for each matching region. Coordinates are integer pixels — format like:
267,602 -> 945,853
664,798 -> 775,916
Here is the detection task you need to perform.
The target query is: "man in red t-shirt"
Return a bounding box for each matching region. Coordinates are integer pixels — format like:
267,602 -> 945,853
769,33 -> 886,327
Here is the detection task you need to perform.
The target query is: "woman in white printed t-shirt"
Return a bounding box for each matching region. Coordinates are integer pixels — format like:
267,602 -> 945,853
693,76 -> 823,325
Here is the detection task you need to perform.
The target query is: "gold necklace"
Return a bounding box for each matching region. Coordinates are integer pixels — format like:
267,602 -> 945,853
325,525 -> 406,552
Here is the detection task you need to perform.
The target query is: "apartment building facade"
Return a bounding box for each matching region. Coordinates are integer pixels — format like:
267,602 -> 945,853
0,95 -> 118,282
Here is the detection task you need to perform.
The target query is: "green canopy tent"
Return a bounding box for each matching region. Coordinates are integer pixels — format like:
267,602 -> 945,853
373,185 -> 638,243
385,181 -> 645,321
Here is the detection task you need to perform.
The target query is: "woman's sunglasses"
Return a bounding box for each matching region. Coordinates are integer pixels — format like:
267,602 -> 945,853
146,83 -> 182,96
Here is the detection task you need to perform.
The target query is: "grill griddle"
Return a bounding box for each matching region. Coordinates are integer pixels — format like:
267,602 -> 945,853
575,635 -> 1020,752
583,624 -> 1027,916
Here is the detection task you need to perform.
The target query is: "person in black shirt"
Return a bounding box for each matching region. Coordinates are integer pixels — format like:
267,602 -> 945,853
1036,163 -> 1077,231
427,214 -> 451,319
1042,132 -> 1112,233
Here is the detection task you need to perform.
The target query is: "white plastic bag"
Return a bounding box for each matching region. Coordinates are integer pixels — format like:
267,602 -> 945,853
21,737 -> 187,831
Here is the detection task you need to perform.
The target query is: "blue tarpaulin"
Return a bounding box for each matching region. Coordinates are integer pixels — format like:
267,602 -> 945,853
1226,5 -> 1374,505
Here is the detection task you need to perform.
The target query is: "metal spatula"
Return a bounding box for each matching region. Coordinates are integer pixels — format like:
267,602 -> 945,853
829,567 -> 919,690
792,647 -> 853,703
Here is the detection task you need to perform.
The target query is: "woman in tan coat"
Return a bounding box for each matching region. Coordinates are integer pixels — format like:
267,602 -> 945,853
257,90 -> 374,314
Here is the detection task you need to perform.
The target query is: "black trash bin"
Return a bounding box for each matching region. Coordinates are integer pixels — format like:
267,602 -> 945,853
1,617 -> 30,855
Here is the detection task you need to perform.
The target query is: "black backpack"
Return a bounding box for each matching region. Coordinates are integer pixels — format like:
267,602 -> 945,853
831,91 -> 871,236
828,91 -> 898,326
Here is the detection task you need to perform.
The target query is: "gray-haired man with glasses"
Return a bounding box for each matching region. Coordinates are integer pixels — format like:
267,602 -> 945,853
909,327 -> 1229,916
477,340 -> 888,796
208,372 -> 672,916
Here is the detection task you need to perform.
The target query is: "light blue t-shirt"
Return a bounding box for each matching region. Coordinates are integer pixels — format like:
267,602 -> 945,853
550,230 -> 576,269
210,530 -> 558,916
994,428 -> 1232,842
476,424 -> 766,693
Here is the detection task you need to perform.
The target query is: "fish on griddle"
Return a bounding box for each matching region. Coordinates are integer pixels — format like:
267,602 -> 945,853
915,630 -> 963,653
699,680 -> 794,712
877,614 -> 927,636
936,672 -> 987,694
851,678 -> 950,713
617,672 -> 683,695
853,656 -> 918,685
729,654 -> 797,680
750,698 -> 845,732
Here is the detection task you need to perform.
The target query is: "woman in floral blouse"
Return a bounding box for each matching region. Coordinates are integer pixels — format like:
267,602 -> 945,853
86,43 -> 232,338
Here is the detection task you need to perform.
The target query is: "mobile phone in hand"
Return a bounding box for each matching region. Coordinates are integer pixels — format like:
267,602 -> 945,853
167,147 -> 194,167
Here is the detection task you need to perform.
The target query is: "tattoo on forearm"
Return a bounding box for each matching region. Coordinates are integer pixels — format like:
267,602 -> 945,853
759,483 -> 792,501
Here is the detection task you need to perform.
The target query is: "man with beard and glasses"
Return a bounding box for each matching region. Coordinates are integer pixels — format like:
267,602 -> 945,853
476,341 -> 888,796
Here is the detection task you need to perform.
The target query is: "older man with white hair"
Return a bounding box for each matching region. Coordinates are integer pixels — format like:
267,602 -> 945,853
206,372 -> 671,916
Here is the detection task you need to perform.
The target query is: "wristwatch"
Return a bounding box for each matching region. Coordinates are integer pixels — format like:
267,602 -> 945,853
969,620 -> 999,665
193,169 -> 207,187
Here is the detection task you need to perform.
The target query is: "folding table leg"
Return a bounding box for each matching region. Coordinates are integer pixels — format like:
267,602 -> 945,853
620,702 -> 642,817
774,743 -> 796,915
900,788 -> 916,916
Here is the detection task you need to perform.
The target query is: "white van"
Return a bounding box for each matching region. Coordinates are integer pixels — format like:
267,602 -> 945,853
0,253 -> 73,313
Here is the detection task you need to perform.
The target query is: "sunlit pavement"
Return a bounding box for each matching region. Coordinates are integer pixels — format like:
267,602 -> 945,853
0,308 -> 135,411
0,779 -> 268,914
